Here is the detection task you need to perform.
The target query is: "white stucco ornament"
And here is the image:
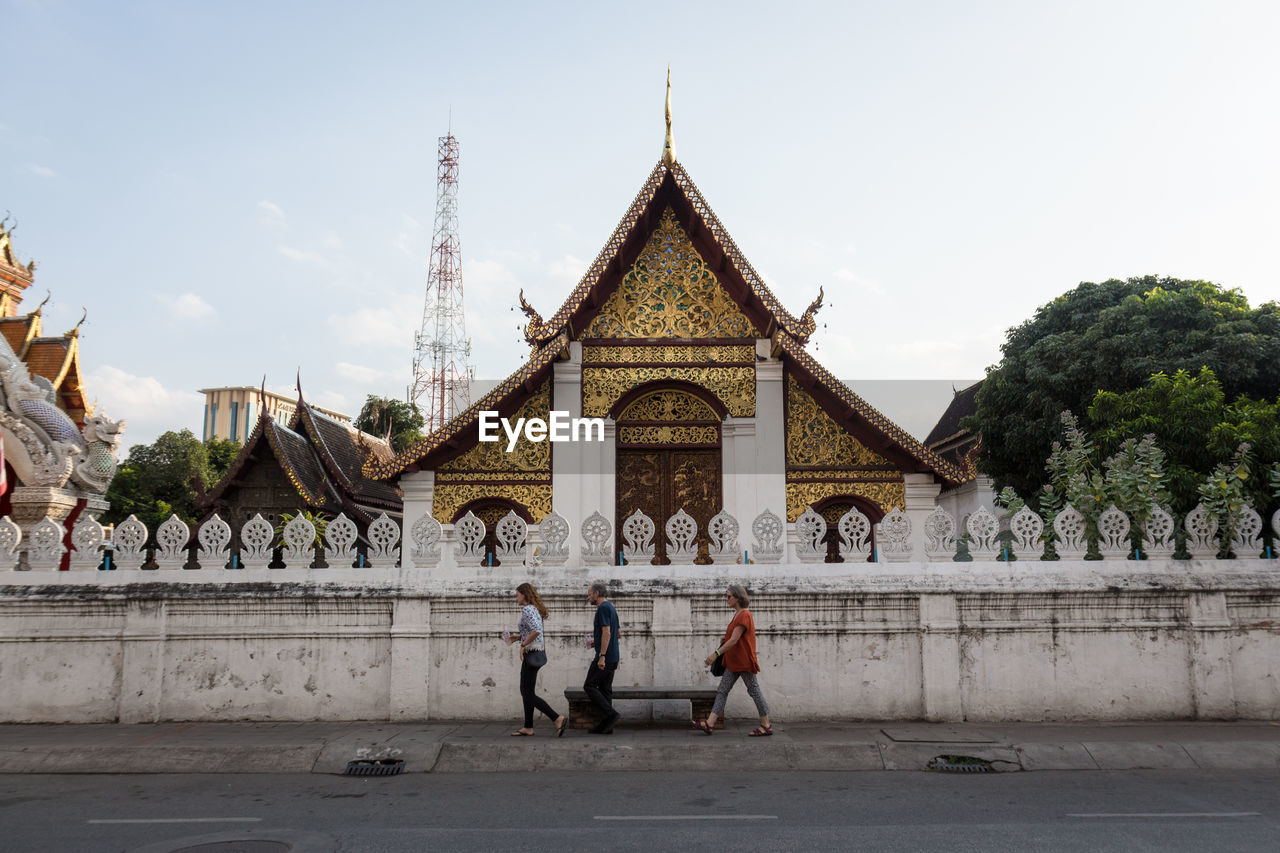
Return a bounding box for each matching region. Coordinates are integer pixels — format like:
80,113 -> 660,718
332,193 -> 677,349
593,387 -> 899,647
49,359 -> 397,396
409,513 -> 442,567
922,506 -> 955,562
751,509 -> 784,564
621,509 -> 656,565
325,513 -> 358,568
665,508 -> 698,564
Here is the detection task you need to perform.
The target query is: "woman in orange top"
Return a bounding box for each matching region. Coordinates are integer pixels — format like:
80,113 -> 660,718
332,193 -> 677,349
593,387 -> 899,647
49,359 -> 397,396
695,584 -> 772,736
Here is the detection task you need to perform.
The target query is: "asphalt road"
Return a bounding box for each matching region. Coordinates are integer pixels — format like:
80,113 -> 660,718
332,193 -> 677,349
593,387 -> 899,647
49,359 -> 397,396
2,770 -> 1277,852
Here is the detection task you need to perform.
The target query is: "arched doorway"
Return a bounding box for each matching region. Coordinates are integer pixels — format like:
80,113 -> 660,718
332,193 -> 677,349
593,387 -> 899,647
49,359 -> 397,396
812,494 -> 884,563
452,498 -> 534,566
613,383 -> 724,564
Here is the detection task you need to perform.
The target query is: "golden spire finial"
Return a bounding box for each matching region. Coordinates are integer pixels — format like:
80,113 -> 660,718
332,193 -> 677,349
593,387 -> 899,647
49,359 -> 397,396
662,66 -> 677,166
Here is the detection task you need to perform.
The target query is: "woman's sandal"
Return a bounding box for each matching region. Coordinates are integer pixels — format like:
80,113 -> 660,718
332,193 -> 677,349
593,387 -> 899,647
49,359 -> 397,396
510,729 -> 534,736
748,726 -> 773,737
693,720 -> 714,735
556,717 -> 567,738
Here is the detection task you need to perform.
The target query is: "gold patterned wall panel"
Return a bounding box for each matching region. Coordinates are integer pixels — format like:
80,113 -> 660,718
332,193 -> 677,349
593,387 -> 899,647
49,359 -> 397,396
439,379 -> 552,474
582,344 -> 755,364
583,207 -> 760,339
583,366 -> 754,417
618,389 -> 717,422
618,425 -> 719,445
786,376 -> 892,468
785,482 -> 905,522
432,483 -> 552,524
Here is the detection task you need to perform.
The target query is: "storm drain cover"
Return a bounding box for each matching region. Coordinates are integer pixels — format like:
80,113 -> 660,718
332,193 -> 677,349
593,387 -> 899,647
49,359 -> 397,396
172,843 -> 292,853
343,758 -> 405,776
927,754 -> 995,773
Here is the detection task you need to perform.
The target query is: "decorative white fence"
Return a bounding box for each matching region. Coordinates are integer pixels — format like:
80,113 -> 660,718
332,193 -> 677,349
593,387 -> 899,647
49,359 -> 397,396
1,501 -> 1277,572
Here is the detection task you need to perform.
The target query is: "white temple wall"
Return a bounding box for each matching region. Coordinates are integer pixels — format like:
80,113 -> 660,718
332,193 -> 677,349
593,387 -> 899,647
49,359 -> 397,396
936,475 -> 997,528
2,566 -> 1278,724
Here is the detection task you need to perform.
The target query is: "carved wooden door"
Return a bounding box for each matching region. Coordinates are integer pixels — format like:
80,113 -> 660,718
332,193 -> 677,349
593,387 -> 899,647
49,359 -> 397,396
616,448 -> 721,564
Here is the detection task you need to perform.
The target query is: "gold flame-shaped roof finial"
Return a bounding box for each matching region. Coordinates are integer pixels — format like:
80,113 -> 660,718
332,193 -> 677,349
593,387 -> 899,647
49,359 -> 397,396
662,65 -> 677,166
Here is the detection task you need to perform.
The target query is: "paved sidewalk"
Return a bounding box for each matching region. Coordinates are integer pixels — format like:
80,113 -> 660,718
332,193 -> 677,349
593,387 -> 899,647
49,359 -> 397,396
1,719 -> 1278,774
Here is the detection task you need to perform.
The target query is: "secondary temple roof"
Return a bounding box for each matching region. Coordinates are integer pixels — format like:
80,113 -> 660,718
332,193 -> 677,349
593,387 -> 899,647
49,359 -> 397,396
203,389 -> 401,524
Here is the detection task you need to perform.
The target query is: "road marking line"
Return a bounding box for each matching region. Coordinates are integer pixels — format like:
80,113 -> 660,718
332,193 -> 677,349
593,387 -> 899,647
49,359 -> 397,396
594,815 -> 777,821
1067,813 -> 1260,819
87,818 -> 263,825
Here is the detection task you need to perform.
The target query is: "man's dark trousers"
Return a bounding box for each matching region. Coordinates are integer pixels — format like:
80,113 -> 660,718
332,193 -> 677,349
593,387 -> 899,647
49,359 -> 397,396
584,661 -> 617,717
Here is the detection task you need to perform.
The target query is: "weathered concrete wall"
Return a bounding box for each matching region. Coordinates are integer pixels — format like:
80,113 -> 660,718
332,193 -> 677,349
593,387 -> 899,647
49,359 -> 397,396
2,561 -> 1278,723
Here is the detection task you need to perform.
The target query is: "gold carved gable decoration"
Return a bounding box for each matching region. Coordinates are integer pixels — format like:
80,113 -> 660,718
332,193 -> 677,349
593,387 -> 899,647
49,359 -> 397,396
786,376 -> 893,468
618,389 -> 717,422
438,379 -> 552,474
583,207 -> 760,339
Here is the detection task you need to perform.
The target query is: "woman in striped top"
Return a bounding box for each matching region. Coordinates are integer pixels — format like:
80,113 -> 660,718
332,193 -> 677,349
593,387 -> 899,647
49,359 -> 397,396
507,582 -> 567,737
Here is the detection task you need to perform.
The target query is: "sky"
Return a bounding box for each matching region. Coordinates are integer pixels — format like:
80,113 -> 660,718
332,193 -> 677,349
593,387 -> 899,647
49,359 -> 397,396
4,0 -> 1278,451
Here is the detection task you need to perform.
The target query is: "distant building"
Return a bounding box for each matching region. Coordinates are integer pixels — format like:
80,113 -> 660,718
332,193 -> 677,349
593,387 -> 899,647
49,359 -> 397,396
198,386 -> 350,443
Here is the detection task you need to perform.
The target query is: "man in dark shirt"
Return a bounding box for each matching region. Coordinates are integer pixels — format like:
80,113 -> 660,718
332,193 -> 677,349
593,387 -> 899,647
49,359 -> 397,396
584,581 -> 621,734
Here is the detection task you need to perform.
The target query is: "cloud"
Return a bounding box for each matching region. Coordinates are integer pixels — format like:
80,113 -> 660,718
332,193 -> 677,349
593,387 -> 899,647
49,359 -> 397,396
328,293 -> 420,350
834,268 -> 886,296
393,214 -> 422,257
277,245 -> 332,268
83,365 -> 205,451
546,254 -> 587,288
257,200 -> 286,226
28,164 -> 57,179
159,292 -> 216,320
336,362 -> 384,384
323,232 -> 344,251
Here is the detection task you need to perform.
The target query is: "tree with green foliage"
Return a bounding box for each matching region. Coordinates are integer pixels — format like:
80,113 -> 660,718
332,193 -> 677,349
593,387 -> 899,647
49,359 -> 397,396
354,395 -> 425,453
102,430 -> 239,532
966,276 -> 1280,500
1089,367 -> 1280,515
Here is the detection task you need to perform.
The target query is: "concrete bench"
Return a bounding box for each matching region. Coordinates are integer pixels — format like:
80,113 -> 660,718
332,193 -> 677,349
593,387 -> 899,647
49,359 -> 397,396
563,686 -> 721,729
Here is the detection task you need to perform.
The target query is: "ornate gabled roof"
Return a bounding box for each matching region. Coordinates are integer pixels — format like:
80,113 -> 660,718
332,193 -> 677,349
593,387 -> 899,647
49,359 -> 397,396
0,313 -> 38,358
202,388 -> 403,519
774,331 -> 968,486
264,417 -> 333,508
202,399 -> 332,511
364,331 -> 569,480
295,400 -> 402,510
925,380 -> 983,449
519,162 -> 823,347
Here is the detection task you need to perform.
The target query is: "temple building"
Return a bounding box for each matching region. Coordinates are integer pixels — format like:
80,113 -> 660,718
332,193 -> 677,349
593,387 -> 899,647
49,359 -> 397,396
0,218 -> 124,550
199,387 -> 401,553
364,83 -> 972,562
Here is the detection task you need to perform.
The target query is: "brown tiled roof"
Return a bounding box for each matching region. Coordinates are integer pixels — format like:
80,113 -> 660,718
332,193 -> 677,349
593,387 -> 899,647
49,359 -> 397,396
297,403 -> 402,509
924,380 -> 983,448
24,338 -> 73,386
365,332 -> 569,480
774,332 -> 967,486
263,418 -> 333,509
0,316 -> 34,355
520,162 -> 823,346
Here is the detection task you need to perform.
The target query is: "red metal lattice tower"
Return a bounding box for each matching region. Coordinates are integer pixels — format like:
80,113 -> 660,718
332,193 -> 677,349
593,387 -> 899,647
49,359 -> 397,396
409,133 -> 472,432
